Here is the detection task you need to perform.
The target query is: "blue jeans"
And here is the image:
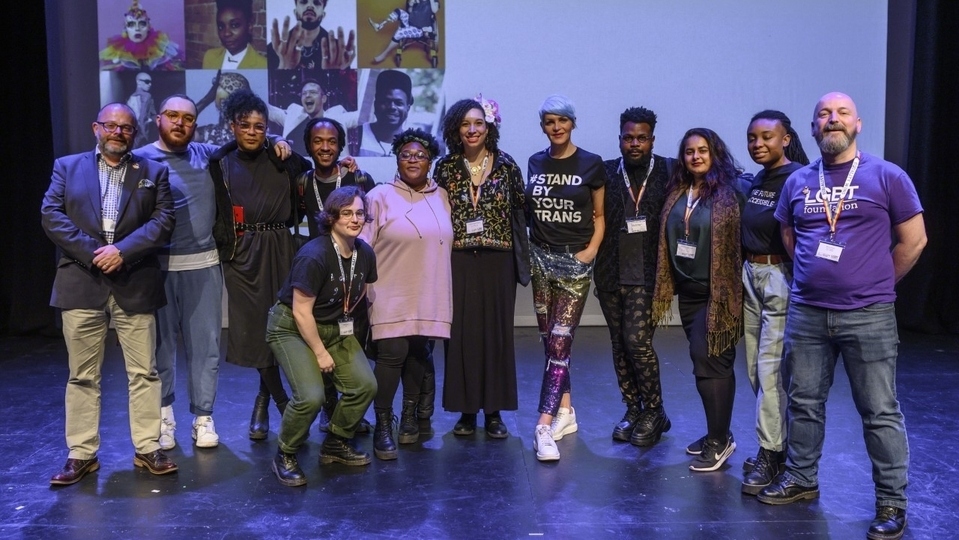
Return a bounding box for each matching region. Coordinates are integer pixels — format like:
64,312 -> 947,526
783,301 -> 908,509
155,266 -> 223,416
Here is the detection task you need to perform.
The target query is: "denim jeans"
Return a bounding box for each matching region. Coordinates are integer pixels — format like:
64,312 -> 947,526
266,303 -> 376,454
784,301 -> 908,509
742,261 -> 791,452
155,265 -> 223,416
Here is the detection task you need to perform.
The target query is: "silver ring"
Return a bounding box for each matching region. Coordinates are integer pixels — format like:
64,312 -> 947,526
295,45 -> 304,52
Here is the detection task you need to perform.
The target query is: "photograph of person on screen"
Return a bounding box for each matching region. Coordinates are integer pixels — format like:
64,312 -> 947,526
99,0 -> 183,71
267,0 -> 356,71
367,0 -> 439,66
127,72 -> 157,147
202,0 -> 267,69
267,74 -> 358,157
349,69 -> 444,157
193,71 -> 253,145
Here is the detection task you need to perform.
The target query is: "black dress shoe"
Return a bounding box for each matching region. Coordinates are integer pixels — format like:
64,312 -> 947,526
742,448 -> 784,495
133,450 -> 178,475
867,506 -> 906,540
630,407 -> 671,447
485,412 -> 508,439
272,450 -> 307,487
612,405 -> 642,442
756,473 -> 819,505
319,434 -> 372,466
50,457 -> 100,486
453,413 -> 476,436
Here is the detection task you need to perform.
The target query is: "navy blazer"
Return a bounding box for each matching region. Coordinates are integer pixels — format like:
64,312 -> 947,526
40,150 -> 175,313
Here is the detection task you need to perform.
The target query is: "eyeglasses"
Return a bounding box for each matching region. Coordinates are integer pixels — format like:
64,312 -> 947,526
234,122 -> 266,133
160,111 -> 196,126
137,79 -> 152,84
621,135 -> 652,145
399,151 -> 429,162
96,121 -> 137,135
339,210 -> 366,220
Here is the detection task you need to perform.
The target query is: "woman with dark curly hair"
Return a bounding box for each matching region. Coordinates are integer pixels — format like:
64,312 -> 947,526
652,127 -> 743,472
266,186 -> 378,487
360,128 -> 453,460
739,110 -> 809,494
433,96 -> 527,439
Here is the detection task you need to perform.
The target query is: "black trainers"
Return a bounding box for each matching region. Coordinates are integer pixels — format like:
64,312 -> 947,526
757,472 -> 819,505
686,431 -> 734,455
689,436 -> 736,472
629,406 -> 671,447
742,448 -> 784,495
867,506 -> 906,540
272,450 -> 306,487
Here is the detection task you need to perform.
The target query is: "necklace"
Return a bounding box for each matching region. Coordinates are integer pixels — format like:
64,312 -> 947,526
465,152 -> 489,179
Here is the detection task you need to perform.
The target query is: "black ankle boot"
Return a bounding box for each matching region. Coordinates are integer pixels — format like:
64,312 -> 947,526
272,449 -> 306,487
453,413 -> 477,436
742,448 -> 783,495
612,404 -> 643,442
397,399 -> 420,444
485,411 -> 508,439
249,393 -> 270,440
373,410 -> 397,460
320,433 -> 371,466
418,370 -> 435,420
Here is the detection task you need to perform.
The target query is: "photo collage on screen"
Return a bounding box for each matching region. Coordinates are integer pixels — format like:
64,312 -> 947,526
97,0 -> 447,164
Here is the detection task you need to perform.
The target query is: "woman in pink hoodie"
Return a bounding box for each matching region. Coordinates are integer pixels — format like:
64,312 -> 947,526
360,129 -> 453,460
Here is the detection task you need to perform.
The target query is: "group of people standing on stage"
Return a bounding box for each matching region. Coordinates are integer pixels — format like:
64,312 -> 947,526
41,88 -> 924,540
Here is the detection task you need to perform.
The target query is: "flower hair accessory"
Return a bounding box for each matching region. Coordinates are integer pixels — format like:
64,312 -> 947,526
475,94 -> 501,127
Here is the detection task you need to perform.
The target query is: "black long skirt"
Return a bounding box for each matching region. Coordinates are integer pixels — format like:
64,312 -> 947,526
443,249 -> 518,413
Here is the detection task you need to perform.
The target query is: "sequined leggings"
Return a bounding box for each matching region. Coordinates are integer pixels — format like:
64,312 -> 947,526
530,243 -> 593,416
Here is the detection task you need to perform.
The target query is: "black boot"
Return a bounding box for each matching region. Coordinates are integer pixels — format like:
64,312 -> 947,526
453,413 -> 477,436
397,399 -> 420,444
630,406 -> 671,447
373,410 -> 398,460
249,393 -> 270,440
318,393 -> 338,433
272,449 -> 306,487
612,404 -> 643,442
418,369 -> 435,420
319,433 -> 371,466
485,411 -> 508,439
742,448 -> 785,495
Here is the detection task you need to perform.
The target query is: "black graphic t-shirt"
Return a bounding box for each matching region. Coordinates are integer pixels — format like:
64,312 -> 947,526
741,162 -> 802,256
526,147 -> 607,248
277,234 -> 377,323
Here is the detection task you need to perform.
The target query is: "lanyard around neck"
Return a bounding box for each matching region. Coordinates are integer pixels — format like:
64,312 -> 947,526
331,237 -> 358,315
683,186 -> 701,239
312,170 -> 342,213
818,152 -> 860,239
620,156 -> 654,216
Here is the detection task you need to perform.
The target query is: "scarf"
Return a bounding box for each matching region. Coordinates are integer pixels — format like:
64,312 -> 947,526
652,184 -> 742,356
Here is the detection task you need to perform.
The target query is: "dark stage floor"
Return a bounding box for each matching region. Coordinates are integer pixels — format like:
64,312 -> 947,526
1,326 -> 956,539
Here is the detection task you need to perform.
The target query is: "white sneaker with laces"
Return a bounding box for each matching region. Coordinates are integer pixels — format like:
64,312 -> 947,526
534,424 -> 560,461
550,407 -> 578,441
193,415 -> 219,448
159,405 -> 176,450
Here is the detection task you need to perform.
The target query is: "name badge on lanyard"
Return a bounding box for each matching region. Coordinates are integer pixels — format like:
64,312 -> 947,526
338,316 -> 354,336
466,218 -> 485,234
626,216 -> 647,234
676,239 -> 697,259
102,217 -> 116,233
815,239 -> 844,262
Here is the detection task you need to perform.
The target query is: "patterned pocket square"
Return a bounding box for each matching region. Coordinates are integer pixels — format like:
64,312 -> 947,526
138,178 -> 155,189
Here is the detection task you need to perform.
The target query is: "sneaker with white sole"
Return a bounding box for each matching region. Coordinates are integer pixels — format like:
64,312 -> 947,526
689,436 -> 736,472
159,405 -> 176,450
192,415 -> 219,448
533,424 -> 560,461
550,407 -> 578,441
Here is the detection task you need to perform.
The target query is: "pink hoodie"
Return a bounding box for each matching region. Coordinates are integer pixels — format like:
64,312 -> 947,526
360,177 -> 454,340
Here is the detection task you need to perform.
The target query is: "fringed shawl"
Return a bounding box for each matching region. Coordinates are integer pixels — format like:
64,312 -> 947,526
652,184 -> 742,356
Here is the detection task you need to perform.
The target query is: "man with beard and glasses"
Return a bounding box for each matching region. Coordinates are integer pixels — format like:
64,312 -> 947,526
594,107 -> 673,447
134,94 -> 294,451
759,92 -> 926,540
269,0 -> 356,71
42,103 -> 176,485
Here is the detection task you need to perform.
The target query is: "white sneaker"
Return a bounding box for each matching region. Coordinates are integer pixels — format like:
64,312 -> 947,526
550,407 -> 578,441
159,405 -> 176,450
533,424 -> 560,461
192,415 -> 219,448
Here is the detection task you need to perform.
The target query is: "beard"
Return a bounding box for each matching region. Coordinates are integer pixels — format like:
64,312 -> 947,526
817,125 -> 856,155
298,16 -> 322,31
159,126 -> 192,149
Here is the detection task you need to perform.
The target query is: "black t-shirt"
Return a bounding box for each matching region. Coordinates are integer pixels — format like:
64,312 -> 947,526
277,234 -> 377,323
526,147 -> 607,247
741,162 -> 802,256
298,169 -> 374,238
